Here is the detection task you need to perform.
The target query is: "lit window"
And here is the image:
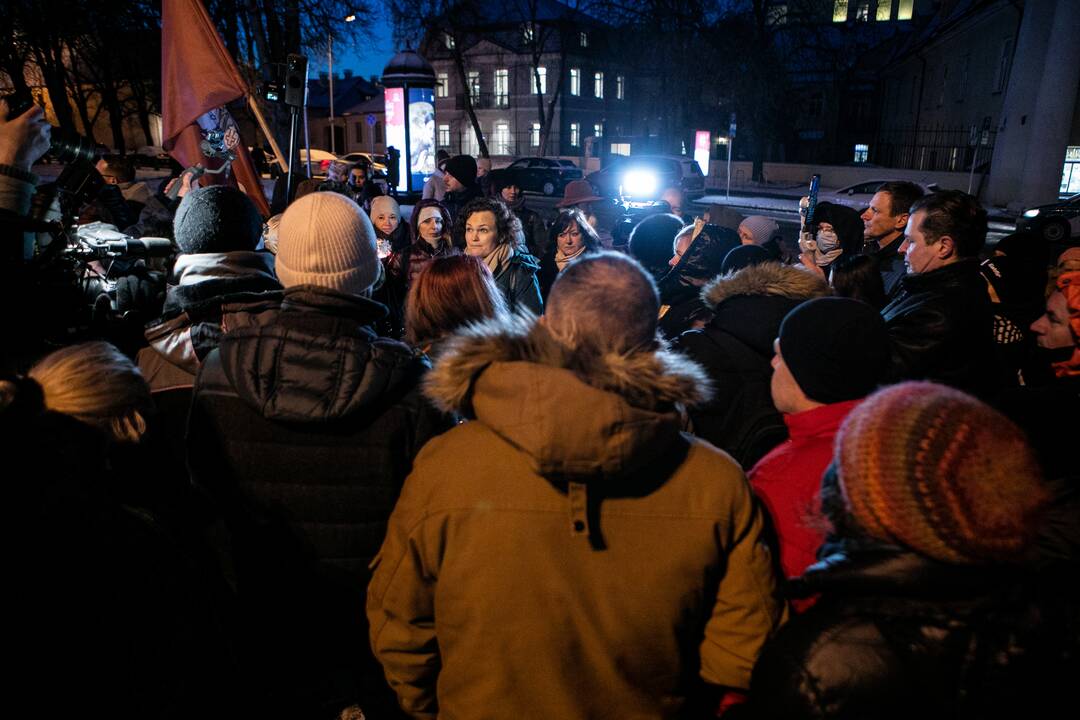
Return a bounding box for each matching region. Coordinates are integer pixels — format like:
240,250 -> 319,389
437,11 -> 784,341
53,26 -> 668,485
494,69 -> 509,107
438,124 -> 450,147
523,24 -> 534,44
610,143 -> 630,157
493,123 -> 511,155
570,122 -> 580,147
468,71 -> 480,101
444,33 -> 455,49
531,122 -> 541,147
594,123 -> 603,139
616,75 -> 625,100
897,0 -> 914,20
533,66 -> 546,94
876,0 -> 892,21
436,72 -> 448,98
854,144 -> 869,163
833,0 -> 849,22
856,2 -> 869,21
594,71 -> 604,99
580,31 -> 588,47
570,68 -> 580,96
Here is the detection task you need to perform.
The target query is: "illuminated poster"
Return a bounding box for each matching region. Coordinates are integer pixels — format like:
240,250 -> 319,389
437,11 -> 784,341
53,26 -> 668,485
694,130 -> 710,176
408,87 -> 436,193
384,87 -> 407,193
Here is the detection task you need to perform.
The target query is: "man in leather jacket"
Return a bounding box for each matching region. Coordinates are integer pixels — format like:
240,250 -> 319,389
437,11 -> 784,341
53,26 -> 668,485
881,190 -> 998,399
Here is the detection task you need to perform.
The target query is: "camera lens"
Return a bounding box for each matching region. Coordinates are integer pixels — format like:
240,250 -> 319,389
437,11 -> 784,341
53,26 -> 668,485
49,129 -> 99,165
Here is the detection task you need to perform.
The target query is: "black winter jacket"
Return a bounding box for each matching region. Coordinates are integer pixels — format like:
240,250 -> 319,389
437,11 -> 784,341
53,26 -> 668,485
674,262 -> 831,468
187,285 -> 450,717
744,547 -> 1080,720
881,259 -> 998,398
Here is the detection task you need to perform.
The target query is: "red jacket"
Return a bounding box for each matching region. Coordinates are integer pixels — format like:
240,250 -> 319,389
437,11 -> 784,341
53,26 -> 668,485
748,399 -> 862,579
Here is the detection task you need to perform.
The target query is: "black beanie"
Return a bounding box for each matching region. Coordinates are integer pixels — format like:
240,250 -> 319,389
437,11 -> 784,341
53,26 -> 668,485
778,297 -> 890,404
443,154 -> 477,187
628,213 -> 685,271
721,244 -> 771,274
174,185 -> 264,255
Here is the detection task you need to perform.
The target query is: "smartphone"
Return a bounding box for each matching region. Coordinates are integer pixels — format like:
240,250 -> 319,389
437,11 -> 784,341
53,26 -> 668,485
805,174 -> 821,231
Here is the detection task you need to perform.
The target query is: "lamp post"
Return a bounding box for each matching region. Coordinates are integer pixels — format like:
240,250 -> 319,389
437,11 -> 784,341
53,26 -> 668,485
328,14 -> 356,156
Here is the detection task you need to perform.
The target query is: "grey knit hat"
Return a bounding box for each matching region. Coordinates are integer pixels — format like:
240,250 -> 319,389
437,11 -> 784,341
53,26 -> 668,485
276,192 -> 381,296
173,185 -> 263,254
738,215 -> 780,246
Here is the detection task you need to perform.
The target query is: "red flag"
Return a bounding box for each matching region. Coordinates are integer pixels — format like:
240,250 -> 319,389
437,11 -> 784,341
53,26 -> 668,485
162,0 -> 270,216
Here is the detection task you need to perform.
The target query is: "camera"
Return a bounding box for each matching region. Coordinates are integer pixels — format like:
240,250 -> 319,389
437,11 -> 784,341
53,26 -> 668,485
2,90 -> 100,165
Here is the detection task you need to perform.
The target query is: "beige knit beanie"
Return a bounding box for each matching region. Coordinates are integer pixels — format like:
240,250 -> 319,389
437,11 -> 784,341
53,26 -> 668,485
276,192 -> 381,296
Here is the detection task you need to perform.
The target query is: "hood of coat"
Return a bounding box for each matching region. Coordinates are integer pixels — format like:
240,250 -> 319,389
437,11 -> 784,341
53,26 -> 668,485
702,261 -> 831,310
217,286 -> 423,423
424,314 -> 712,480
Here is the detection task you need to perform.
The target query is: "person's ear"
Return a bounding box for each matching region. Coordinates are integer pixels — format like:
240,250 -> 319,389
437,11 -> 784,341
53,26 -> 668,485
937,235 -> 956,259
893,212 -> 909,231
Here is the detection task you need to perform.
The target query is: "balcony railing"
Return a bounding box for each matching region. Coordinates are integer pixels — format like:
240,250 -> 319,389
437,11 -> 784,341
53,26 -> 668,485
452,92 -> 513,110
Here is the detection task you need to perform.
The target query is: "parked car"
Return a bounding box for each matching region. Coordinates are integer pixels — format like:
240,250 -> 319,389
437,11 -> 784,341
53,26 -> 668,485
501,156 -> 583,196
1016,193 -> 1079,245
339,151 -> 389,178
819,180 -> 940,211
586,155 -> 705,202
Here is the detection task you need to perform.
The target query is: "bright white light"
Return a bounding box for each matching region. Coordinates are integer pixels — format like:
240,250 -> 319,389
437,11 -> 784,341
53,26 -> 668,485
622,169 -> 658,197
1022,208 -> 1040,218
345,14 -> 356,22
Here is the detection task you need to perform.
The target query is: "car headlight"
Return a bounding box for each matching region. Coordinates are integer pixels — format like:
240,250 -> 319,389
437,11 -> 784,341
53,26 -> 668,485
622,169 -> 658,198
1022,208 -> 1040,218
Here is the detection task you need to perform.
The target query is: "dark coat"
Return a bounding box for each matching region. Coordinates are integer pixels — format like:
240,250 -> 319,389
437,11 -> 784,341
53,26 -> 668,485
744,547 -> 1080,720
657,225 -> 740,338
187,285 -> 450,718
674,262 -> 831,468
881,259 -> 998,399
443,183 -> 483,226
867,233 -> 907,298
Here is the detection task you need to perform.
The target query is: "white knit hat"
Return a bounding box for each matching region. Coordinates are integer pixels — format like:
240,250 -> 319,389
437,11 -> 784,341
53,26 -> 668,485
276,192 -> 381,296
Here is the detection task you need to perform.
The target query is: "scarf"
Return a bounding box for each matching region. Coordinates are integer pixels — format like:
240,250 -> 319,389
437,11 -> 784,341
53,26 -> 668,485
555,243 -> 587,272
483,241 -> 514,277
173,251 -> 276,286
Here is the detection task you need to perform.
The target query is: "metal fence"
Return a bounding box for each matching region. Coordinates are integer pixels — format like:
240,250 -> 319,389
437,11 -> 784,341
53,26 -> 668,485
871,123 -> 997,172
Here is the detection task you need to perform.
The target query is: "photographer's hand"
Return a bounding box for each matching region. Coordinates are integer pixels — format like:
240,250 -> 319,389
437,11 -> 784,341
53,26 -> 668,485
0,100 -> 51,171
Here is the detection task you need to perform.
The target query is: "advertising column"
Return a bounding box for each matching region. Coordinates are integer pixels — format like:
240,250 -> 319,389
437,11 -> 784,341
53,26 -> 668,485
384,87 -> 407,194
694,130 -> 711,176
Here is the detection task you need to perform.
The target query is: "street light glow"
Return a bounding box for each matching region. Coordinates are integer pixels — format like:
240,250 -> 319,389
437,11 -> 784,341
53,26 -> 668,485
345,14 -> 356,22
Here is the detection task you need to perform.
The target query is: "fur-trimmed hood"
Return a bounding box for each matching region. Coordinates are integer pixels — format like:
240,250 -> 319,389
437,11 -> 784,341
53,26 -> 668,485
424,314 -> 713,479
702,261 -> 830,310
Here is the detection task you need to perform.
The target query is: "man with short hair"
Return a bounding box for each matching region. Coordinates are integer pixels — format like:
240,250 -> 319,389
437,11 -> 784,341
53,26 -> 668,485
881,190 -> 997,397
860,181 -> 924,296
749,297 -> 891,581
369,252 -> 785,719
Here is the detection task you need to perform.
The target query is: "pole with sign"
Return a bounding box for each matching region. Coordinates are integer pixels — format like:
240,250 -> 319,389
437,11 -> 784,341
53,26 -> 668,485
726,113 -> 736,200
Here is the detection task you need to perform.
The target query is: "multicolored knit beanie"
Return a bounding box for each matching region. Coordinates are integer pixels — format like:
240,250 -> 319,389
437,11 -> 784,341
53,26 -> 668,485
835,381 -> 1047,565
1052,270 -> 1080,377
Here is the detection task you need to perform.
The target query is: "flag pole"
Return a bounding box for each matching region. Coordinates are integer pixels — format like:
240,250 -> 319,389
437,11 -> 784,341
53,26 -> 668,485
248,95 -> 289,173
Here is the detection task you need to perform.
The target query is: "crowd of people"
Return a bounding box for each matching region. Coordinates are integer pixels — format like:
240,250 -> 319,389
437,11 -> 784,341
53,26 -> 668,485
2,98 -> 1079,719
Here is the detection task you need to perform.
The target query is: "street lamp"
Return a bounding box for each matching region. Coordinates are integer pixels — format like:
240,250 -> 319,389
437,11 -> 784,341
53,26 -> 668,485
328,14 -> 356,156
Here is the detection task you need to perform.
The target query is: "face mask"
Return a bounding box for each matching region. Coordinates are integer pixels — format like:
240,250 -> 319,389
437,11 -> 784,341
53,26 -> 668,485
815,228 -> 840,254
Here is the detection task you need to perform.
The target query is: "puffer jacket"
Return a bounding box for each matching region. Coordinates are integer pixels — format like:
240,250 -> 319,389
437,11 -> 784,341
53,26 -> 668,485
657,224 -> 741,338
675,262 -> 831,468
187,285 -> 450,718
137,251 -> 282,391
882,259 -> 998,398
744,546 -> 1080,720
368,315 -> 785,720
